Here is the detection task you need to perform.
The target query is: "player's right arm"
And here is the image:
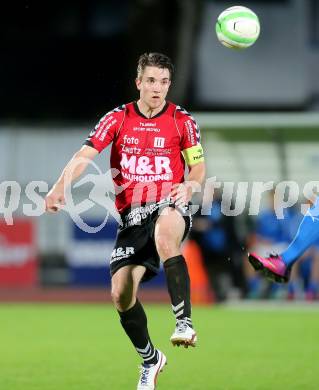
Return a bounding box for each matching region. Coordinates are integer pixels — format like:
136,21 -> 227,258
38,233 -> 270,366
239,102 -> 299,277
45,105 -> 125,213
45,145 -> 98,213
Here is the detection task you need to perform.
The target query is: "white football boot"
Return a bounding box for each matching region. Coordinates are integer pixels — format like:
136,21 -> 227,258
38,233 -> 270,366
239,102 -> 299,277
137,350 -> 167,389
170,318 -> 197,348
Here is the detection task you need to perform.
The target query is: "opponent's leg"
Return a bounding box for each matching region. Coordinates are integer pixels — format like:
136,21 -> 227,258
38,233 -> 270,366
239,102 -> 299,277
111,265 -> 166,389
282,199 -> 319,266
155,207 -> 196,348
307,251 -> 319,300
249,198 -> 319,283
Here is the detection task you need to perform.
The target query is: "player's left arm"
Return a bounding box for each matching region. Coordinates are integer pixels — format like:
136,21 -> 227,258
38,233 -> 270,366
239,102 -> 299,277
171,160 -> 206,206
185,160 -> 206,187
171,110 -> 206,205
171,112 -> 206,205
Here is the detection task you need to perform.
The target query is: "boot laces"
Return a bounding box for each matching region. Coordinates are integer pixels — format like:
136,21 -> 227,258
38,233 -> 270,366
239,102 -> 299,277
139,364 -> 151,385
176,319 -> 188,333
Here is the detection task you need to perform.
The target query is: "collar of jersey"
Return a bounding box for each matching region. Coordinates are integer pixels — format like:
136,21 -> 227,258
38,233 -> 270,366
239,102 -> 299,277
133,101 -> 169,119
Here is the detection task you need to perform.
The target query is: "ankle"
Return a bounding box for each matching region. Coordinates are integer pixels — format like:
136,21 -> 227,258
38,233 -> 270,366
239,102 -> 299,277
144,349 -> 158,365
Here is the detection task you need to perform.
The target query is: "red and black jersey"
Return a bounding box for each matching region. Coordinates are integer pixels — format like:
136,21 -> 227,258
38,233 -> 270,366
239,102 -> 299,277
84,101 -> 203,214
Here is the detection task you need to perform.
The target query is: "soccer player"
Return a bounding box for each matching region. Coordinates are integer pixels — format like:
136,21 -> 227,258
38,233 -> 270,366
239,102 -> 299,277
45,52 -> 205,389
248,197 -> 319,285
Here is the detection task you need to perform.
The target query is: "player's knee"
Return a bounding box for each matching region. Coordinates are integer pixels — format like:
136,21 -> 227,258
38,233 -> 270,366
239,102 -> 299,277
156,235 -> 179,260
111,288 -> 133,310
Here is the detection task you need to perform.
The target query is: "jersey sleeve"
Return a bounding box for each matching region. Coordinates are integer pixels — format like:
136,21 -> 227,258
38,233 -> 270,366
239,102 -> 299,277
84,105 -> 125,152
179,109 -> 205,165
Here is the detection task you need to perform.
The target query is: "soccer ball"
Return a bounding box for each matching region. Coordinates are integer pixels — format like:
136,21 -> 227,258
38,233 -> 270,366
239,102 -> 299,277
216,6 -> 260,49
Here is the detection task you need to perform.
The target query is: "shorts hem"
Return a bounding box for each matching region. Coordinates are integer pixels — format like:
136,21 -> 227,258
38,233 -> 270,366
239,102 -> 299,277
110,258 -> 159,282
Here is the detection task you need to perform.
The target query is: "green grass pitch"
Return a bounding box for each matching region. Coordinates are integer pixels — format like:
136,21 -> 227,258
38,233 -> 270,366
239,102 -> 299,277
1,303 -> 319,389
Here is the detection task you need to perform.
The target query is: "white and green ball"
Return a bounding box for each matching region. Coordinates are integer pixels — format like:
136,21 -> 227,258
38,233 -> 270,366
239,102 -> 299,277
216,6 -> 260,49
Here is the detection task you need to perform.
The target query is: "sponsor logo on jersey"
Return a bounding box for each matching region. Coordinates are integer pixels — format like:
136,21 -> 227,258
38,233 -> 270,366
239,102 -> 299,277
185,119 -> 196,145
99,118 -> 117,141
120,153 -> 173,182
120,153 -> 171,175
145,148 -> 171,155
133,122 -> 160,133
154,137 -> 165,148
123,135 -> 139,145
140,122 -> 157,127
87,104 -> 125,142
177,105 -> 201,143
89,115 -> 117,142
122,172 -> 173,182
121,144 -> 141,154
110,246 -> 135,263
121,135 -> 141,154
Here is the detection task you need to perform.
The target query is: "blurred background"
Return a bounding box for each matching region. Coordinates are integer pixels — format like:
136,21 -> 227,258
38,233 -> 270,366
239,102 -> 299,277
1,0 -> 319,303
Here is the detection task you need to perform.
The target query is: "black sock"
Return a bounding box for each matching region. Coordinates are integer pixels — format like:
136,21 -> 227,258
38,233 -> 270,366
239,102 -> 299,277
118,299 -> 158,365
164,255 -> 192,321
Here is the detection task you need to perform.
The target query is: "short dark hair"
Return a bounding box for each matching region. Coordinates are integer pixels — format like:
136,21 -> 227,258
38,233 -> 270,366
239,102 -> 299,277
137,52 -> 174,80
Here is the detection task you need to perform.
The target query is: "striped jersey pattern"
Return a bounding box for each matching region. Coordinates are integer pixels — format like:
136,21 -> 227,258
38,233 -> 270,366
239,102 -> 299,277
176,105 -> 201,143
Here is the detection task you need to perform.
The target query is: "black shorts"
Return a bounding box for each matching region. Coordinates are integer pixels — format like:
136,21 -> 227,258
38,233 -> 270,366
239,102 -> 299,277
110,199 -> 192,282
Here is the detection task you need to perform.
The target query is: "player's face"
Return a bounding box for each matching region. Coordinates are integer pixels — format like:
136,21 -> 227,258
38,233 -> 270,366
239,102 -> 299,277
136,66 -> 171,109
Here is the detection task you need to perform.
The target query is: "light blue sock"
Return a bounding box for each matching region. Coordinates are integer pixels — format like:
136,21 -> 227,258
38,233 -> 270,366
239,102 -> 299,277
281,198 -> 319,267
